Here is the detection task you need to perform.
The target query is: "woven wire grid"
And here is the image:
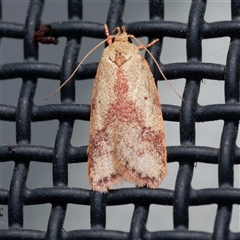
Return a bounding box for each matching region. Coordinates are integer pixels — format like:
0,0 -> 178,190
0,0 -> 240,239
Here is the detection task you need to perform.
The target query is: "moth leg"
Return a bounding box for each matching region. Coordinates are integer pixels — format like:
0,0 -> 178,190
138,39 -> 159,50
104,24 -> 113,45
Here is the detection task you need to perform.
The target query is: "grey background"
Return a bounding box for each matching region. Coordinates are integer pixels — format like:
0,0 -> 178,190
0,0 -> 239,232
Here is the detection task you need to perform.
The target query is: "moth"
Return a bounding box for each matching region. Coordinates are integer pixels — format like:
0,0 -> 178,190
87,25 -> 167,192
47,25 -> 181,193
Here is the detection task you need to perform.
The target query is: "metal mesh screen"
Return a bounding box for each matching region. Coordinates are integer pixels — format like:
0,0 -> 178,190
0,0 -> 240,239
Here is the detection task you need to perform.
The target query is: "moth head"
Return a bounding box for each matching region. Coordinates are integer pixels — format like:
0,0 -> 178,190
113,26 -> 129,42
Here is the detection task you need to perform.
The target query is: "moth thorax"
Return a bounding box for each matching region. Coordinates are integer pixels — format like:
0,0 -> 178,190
114,32 -> 129,42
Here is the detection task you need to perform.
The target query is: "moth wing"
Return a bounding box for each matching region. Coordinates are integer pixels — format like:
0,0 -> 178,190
87,55 -> 123,192
114,56 -> 167,188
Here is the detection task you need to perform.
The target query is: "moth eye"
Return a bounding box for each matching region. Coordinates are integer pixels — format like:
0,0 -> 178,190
128,38 -> 132,43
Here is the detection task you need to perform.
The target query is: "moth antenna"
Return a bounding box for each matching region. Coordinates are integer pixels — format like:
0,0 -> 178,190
129,35 -> 183,101
45,36 -> 114,101
112,26 -> 121,34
